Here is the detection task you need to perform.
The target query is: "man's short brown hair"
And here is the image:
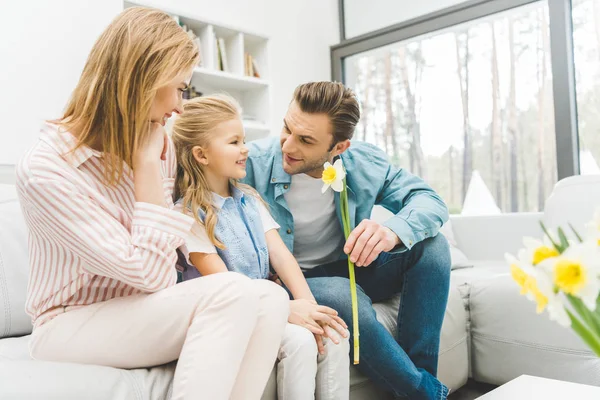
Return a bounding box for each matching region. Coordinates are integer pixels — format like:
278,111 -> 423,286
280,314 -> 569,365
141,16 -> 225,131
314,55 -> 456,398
292,81 -> 360,145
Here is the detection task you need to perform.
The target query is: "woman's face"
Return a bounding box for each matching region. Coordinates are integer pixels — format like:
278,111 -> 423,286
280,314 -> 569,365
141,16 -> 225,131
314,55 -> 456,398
150,70 -> 192,126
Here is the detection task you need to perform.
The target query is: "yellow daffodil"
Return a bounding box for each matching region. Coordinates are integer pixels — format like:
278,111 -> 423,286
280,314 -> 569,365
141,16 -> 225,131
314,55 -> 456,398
507,251 -> 571,326
507,253 -> 551,314
519,237 -> 560,266
321,159 -> 359,364
508,218 -> 600,354
321,159 -> 346,193
548,242 -> 600,310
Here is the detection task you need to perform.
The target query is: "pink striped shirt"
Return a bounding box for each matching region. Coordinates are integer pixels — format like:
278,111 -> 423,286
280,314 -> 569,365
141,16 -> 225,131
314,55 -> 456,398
16,123 -> 194,328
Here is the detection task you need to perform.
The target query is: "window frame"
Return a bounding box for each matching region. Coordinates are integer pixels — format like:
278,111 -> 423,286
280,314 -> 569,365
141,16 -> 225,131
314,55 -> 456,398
333,0 -> 580,179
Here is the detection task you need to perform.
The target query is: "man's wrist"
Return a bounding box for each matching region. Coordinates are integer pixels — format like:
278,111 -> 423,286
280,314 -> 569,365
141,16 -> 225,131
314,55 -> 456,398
385,226 -> 402,248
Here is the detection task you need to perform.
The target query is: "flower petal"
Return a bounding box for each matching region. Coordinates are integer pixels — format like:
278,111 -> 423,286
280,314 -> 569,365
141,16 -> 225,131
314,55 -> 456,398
333,160 -> 346,179
331,179 -> 344,192
322,182 -> 331,193
324,161 -> 333,170
548,300 -> 571,327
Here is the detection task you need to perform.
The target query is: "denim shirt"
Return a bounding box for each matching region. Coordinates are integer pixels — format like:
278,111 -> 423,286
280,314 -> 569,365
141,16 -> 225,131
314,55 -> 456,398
241,137 -> 449,258
179,186 -> 270,281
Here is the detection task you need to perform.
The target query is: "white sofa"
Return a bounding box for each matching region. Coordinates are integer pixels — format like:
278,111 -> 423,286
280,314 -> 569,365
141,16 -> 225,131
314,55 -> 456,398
1,176 -> 599,399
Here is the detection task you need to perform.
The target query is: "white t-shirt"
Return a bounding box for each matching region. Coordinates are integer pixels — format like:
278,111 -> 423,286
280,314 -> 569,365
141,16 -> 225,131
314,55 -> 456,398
175,197 -> 279,258
284,173 -> 345,270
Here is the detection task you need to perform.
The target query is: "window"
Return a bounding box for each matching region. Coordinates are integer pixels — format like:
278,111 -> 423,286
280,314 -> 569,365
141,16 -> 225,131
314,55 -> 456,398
344,2 -> 557,214
343,0 -> 467,39
573,0 -> 600,174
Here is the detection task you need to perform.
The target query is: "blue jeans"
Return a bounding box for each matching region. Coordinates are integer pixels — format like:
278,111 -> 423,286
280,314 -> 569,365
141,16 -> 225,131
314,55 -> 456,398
303,234 -> 451,400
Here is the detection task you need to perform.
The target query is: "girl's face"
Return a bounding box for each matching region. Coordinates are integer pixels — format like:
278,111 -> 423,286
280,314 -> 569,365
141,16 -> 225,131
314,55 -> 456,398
150,70 -> 192,126
198,118 -> 248,181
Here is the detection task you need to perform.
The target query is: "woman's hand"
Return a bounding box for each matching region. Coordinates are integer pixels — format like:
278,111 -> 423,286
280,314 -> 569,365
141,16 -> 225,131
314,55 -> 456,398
132,122 -> 168,207
288,299 -> 349,341
133,122 -> 168,169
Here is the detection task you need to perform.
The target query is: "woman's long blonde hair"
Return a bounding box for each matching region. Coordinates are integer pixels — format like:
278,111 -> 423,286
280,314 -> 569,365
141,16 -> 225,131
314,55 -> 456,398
172,94 -> 260,249
53,7 -> 199,185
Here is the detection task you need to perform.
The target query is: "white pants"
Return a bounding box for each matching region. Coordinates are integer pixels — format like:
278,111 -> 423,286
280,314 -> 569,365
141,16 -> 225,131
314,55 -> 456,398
277,323 -> 350,400
30,272 -> 289,400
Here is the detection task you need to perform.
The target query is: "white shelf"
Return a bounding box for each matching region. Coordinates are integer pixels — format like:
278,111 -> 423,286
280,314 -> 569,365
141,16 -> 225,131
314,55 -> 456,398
192,67 -> 269,92
243,121 -> 270,141
123,1 -> 271,136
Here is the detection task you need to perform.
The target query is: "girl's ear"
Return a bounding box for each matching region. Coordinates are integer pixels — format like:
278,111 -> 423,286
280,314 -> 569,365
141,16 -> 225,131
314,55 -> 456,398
192,146 -> 209,165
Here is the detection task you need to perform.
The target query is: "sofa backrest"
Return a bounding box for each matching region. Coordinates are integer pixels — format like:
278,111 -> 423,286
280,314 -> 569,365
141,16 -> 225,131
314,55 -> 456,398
0,184 -> 32,338
543,174 -> 600,233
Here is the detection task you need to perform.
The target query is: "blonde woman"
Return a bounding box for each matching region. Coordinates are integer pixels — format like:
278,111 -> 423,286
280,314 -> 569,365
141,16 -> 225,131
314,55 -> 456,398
172,95 -> 351,400
16,7 -> 289,400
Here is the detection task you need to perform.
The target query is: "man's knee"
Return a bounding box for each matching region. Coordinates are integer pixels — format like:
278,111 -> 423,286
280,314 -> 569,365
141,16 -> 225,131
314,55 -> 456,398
307,277 -> 375,325
425,234 -> 451,275
307,277 -> 358,308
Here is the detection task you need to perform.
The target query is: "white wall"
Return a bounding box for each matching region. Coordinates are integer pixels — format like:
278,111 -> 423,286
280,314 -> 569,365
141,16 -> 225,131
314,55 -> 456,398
344,0 -> 467,39
0,0 -> 123,181
0,0 -> 339,182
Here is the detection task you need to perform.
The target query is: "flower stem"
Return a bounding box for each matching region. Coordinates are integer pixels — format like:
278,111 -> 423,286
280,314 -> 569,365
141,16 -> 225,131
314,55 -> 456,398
341,178 -> 359,364
566,307 -> 600,357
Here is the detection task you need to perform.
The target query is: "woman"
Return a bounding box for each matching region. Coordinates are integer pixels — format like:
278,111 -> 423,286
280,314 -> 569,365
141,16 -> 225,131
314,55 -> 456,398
16,7 -> 289,400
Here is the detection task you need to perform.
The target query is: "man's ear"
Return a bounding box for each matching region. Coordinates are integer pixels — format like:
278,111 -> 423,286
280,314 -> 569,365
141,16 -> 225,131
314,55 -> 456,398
332,139 -> 351,157
192,146 -> 209,165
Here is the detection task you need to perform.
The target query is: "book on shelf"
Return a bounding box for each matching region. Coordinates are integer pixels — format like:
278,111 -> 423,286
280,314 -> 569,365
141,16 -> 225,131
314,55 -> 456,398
244,53 -> 261,78
214,37 -> 221,71
217,37 -> 229,72
179,22 -> 203,67
251,58 -> 260,78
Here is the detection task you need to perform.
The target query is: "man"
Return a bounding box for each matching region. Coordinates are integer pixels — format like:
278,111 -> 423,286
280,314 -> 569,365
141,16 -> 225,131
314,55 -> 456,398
243,81 -> 451,400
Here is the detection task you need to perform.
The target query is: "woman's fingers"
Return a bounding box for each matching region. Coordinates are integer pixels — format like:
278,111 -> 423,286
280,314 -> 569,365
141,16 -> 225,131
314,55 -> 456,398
327,317 -> 349,338
311,311 -> 333,326
314,334 -> 325,355
316,305 -> 339,316
332,315 -> 348,329
160,131 -> 168,160
302,318 -> 324,335
322,325 -> 341,344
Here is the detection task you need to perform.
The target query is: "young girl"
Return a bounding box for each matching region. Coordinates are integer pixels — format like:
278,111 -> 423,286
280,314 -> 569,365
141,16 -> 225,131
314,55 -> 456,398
172,95 -> 351,400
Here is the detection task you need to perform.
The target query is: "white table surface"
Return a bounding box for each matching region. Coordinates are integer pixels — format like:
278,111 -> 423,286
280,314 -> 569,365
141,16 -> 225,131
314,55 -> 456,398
477,375 -> 600,399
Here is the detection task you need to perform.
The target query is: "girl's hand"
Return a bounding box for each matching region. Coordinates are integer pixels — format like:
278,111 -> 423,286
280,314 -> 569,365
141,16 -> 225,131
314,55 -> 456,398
288,299 -> 349,340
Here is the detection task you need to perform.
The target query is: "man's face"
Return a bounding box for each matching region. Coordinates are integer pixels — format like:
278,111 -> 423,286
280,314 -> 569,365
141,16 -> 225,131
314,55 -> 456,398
280,102 -> 339,177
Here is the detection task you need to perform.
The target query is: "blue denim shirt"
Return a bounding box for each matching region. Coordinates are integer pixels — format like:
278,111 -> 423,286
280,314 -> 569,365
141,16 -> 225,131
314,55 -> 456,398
178,186 -> 270,281
241,137 -> 449,258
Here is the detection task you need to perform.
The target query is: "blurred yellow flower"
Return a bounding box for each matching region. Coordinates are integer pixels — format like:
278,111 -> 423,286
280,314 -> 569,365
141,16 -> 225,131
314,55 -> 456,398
554,258 -> 586,296
520,237 -> 559,266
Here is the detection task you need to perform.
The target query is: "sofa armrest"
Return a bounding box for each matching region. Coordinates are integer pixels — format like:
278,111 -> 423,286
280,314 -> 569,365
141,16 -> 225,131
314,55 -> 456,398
450,212 -> 543,261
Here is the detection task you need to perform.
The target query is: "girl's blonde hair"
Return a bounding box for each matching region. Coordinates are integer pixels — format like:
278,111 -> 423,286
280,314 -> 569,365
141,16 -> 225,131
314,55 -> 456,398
172,94 -> 261,249
53,7 -> 200,185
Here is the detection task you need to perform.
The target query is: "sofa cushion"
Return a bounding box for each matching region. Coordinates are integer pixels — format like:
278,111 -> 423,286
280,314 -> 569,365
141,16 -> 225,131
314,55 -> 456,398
439,220 -> 471,269
543,174 -> 600,232
0,335 -> 176,400
0,186 -> 31,338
